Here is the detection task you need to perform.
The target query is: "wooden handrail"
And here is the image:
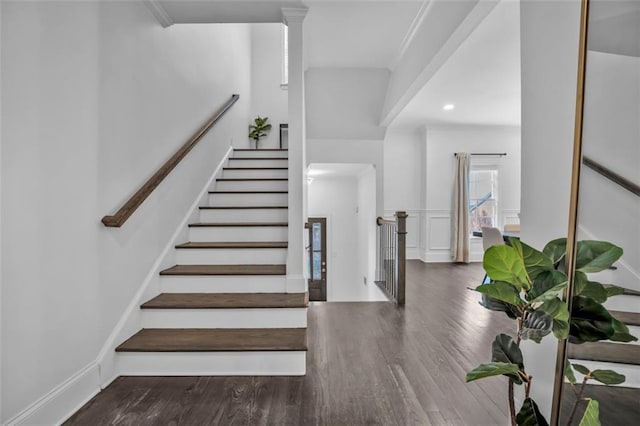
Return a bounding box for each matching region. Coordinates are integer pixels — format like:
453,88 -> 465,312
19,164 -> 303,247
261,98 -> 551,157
102,94 -> 240,227
376,217 -> 396,226
583,156 -> 640,197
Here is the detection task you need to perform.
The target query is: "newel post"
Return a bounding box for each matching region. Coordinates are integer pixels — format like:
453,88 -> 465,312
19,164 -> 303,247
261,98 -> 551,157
395,211 -> 408,305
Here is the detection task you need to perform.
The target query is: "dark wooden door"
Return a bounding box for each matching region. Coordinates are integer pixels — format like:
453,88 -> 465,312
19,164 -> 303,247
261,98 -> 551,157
307,217 -> 327,301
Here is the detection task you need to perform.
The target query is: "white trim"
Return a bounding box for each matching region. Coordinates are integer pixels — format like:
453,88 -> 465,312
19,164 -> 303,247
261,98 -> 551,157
5,362 -> 100,426
389,0 -> 434,71
281,7 -> 309,25
144,0 -> 174,28
95,145 -> 233,387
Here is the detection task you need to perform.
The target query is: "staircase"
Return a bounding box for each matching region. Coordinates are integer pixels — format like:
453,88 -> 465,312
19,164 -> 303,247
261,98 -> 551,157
115,148 -> 308,376
568,268 -> 640,389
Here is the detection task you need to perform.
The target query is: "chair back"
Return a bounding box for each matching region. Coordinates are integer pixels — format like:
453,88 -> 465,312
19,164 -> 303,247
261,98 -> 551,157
481,227 -> 505,251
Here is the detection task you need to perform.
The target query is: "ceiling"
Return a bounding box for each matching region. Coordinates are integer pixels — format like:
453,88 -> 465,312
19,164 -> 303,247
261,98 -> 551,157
389,0 -> 521,128
303,1 -> 423,69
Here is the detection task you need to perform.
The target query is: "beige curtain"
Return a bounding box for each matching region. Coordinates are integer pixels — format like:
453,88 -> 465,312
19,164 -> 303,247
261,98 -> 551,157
452,152 -> 470,263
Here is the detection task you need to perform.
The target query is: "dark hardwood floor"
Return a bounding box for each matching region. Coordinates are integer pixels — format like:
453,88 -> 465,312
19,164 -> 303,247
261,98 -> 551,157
66,261 -> 515,425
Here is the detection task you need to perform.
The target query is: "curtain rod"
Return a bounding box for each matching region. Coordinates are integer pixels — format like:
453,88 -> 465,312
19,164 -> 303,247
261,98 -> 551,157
454,153 -> 507,157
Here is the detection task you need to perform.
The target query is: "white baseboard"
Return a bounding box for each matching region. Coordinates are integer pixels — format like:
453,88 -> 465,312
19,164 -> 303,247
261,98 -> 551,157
6,362 -> 100,426
96,145 -> 233,388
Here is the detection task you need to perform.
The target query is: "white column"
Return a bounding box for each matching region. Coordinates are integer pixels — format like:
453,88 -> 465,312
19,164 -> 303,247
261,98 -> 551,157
282,7 -> 308,293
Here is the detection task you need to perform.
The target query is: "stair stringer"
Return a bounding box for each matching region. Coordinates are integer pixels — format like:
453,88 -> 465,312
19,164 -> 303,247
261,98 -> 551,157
95,145 -> 233,389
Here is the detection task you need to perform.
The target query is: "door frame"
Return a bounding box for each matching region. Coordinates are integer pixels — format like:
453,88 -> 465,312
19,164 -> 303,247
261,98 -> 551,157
307,217 -> 327,301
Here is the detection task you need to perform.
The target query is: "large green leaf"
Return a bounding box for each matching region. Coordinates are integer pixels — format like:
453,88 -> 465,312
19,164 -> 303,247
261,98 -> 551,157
516,398 -> 549,426
590,369 -> 625,385
511,239 -> 554,280
479,294 -> 519,319
565,360 -> 577,384
603,284 -> 626,297
484,245 -> 530,290
578,399 -> 600,426
466,362 -> 521,383
528,270 -> 568,303
609,317 -> 638,343
543,238 -> 567,265
576,241 -> 623,273
572,363 -> 590,376
491,334 -> 526,384
569,296 -> 615,344
474,282 -> 524,307
520,310 -> 552,343
574,271 -> 608,303
538,298 -> 570,339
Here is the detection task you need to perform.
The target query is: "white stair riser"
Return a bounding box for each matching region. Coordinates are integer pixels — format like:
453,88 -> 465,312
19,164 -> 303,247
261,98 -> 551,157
117,351 -> 306,376
141,308 -> 307,328
160,275 -> 287,293
215,180 -> 288,191
605,294 -> 640,313
175,248 -> 286,264
568,359 -> 640,388
228,159 -> 288,168
189,226 -> 287,242
223,169 -> 288,179
199,208 -> 287,223
233,150 -> 288,159
208,193 -> 288,207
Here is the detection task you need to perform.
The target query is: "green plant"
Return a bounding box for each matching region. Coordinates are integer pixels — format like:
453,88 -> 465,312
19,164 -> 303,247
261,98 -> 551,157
248,116 -> 272,149
466,237 -> 637,426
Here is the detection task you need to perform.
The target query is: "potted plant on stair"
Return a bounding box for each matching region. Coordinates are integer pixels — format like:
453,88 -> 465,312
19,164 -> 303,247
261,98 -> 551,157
249,116 -> 272,149
466,237 -> 637,425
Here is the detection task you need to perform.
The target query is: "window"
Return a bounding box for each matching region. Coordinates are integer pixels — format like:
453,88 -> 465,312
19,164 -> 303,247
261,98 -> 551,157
281,24 -> 288,88
469,167 -> 499,233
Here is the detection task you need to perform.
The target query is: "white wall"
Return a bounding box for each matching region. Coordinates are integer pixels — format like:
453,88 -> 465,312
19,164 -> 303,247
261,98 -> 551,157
520,0 -> 581,417
308,173 -> 386,302
383,127 -> 424,259
579,52 -> 640,291
1,1 -> 251,423
391,126 -> 519,263
250,23 -> 288,149
305,68 -> 389,140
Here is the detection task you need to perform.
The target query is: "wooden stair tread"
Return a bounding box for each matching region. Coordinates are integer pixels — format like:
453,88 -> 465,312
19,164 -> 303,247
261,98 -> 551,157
216,178 -> 287,181
623,288 -> 640,296
141,293 -> 308,309
199,206 -> 287,210
610,310 -> 640,326
223,167 -> 288,170
208,190 -> 288,194
175,242 -> 288,249
568,341 -> 640,365
229,157 -> 288,160
160,264 -> 286,276
116,328 -> 307,352
189,222 -> 288,227
234,149 -> 288,151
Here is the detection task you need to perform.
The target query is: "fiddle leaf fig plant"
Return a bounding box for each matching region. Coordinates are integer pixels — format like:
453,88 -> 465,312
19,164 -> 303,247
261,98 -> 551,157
466,238 -> 637,426
248,116 -> 272,149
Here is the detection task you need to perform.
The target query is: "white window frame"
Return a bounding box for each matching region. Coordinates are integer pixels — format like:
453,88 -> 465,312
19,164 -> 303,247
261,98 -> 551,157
469,160 -> 501,234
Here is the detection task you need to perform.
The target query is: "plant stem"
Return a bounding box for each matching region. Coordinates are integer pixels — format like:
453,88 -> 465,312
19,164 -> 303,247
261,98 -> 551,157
508,380 -> 517,426
566,376 -> 589,425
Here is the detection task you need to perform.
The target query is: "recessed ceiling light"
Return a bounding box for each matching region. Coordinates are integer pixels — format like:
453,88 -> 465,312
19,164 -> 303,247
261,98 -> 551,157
443,104 -> 455,111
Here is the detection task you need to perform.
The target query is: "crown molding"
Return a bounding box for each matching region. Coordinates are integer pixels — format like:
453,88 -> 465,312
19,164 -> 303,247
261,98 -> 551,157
281,7 -> 309,25
144,0 -> 174,28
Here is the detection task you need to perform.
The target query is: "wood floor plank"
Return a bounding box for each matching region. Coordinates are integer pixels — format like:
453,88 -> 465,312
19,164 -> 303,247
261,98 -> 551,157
141,293 -> 308,309
159,264 -> 286,276
175,241 -> 287,249
116,328 -> 307,352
